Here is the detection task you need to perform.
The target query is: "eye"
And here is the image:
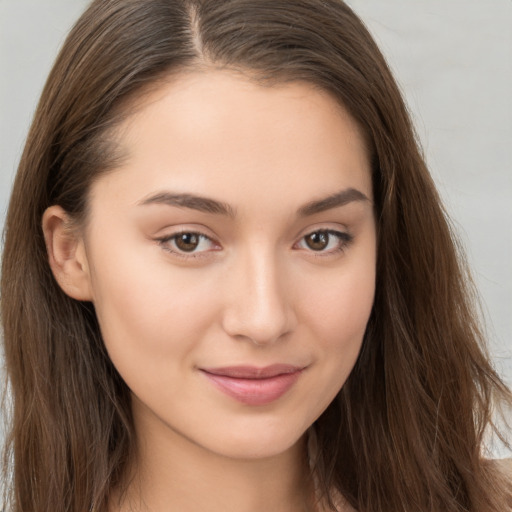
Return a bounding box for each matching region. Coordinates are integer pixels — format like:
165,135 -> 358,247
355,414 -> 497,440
295,229 -> 352,254
157,231 -> 219,256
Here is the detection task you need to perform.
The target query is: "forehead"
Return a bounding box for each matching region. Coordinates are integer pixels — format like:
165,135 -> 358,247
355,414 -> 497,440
91,70 -> 372,212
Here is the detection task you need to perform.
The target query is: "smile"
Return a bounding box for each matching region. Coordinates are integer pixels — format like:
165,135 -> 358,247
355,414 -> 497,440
200,364 -> 304,406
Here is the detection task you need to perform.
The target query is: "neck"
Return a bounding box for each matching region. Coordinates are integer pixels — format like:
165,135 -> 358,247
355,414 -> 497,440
110,398 -> 318,512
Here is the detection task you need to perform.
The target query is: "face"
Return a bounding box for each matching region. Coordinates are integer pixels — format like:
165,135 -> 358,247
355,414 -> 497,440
81,70 -> 376,459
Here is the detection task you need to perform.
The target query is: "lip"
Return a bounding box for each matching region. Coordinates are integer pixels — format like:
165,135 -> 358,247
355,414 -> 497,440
200,364 -> 304,405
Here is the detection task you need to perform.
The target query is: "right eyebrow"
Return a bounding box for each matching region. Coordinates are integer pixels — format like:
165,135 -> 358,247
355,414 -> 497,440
138,192 -> 236,217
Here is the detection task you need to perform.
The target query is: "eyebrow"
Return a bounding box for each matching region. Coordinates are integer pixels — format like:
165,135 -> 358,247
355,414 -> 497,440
297,187 -> 370,216
139,192 -> 236,217
138,187 -> 370,218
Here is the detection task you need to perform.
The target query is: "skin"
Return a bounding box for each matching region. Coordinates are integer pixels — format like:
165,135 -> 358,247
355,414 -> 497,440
44,70 -> 376,512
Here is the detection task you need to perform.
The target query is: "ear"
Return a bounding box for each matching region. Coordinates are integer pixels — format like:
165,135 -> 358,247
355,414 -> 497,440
42,205 -> 93,301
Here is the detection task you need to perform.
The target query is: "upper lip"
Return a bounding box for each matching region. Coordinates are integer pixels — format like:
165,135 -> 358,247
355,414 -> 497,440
200,364 -> 304,379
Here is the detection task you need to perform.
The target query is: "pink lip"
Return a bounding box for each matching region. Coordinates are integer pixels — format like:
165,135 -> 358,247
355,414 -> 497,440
200,364 -> 304,405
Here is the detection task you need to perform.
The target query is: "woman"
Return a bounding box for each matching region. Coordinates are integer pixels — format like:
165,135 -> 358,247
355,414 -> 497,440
1,0 -> 511,511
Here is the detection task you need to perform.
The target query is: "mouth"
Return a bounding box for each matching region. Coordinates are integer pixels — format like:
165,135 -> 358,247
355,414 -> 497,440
199,364 -> 305,406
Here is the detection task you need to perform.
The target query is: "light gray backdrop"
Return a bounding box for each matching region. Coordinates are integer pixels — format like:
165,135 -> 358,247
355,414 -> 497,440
1,2 -> 511,385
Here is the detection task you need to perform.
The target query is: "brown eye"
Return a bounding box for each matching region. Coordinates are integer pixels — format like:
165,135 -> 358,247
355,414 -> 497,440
304,231 -> 329,251
296,229 -> 353,255
157,231 -> 219,257
174,233 -> 200,252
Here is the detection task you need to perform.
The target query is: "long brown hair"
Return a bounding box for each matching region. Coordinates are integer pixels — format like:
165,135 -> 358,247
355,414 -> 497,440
2,1 -> 511,511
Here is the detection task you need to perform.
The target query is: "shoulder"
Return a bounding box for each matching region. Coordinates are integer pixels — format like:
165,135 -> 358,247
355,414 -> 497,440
495,458 -> 512,477
494,459 -> 512,512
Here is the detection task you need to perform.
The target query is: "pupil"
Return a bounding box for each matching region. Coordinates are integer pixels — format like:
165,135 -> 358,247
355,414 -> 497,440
306,232 -> 328,251
176,233 -> 199,252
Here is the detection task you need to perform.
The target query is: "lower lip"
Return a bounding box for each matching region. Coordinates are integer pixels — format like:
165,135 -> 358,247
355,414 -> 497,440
201,370 -> 302,406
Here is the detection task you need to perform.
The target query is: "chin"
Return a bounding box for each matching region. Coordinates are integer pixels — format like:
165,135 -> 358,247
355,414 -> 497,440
200,421 -> 310,461
214,437 -> 305,461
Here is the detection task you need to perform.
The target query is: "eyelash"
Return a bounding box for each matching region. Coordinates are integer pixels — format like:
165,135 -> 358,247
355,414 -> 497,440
156,229 -> 353,260
294,229 -> 353,257
156,231 -> 219,260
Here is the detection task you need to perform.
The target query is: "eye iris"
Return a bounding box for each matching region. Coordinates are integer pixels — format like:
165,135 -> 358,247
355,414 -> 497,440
305,232 -> 329,251
175,233 -> 199,252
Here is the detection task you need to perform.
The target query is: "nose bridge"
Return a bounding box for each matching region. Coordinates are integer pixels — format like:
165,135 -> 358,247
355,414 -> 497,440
222,241 -> 295,345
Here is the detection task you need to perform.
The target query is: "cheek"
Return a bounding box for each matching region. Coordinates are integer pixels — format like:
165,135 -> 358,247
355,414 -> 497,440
88,237 -> 217,361
318,274 -> 374,342
296,248 -> 375,402
302,258 -> 375,348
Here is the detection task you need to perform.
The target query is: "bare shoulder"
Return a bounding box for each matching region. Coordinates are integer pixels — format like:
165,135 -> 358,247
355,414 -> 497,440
489,458 -> 512,511
494,459 -> 512,512
495,458 -> 512,477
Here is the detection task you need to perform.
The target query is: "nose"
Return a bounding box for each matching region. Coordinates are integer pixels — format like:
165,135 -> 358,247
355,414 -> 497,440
221,246 -> 297,346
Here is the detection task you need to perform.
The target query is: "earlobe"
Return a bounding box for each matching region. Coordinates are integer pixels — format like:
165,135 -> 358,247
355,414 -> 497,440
42,205 -> 93,301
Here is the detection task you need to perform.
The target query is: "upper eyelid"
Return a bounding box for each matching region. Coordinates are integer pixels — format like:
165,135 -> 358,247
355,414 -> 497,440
155,226 -> 351,242
296,221 -> 349,235
294,229 -> 352,248
158,231 -> 218,246
156,224 -> 348,236
155,225 -> 218,241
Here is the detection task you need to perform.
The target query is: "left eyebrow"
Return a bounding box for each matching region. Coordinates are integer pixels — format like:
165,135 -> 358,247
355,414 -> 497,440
297,187 -> 371,217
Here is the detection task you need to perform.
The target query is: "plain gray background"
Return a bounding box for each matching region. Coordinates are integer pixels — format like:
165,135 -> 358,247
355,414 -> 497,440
1,1 -> 511,394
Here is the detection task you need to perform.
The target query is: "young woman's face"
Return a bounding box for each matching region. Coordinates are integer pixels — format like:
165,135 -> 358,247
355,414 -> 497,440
82,70 -> 376,459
